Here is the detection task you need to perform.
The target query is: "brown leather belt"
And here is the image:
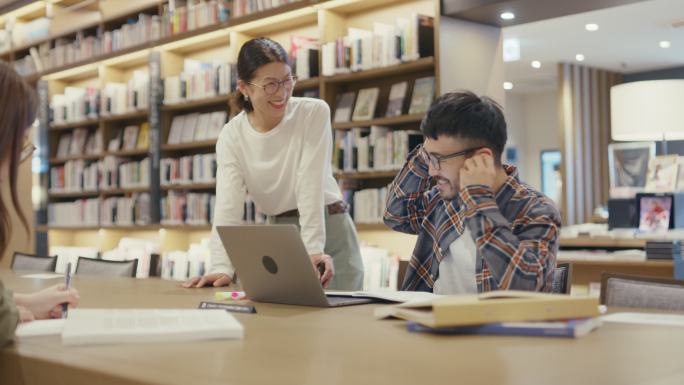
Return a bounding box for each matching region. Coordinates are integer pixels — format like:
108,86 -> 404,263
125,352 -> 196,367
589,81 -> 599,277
275,201 -> 349,218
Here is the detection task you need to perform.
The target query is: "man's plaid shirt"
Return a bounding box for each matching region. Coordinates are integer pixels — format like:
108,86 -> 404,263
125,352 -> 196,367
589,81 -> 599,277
384,147 -> 561,292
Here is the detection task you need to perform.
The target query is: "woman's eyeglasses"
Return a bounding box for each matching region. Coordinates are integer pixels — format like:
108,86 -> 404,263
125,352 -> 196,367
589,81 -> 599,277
247,75 -> 298,95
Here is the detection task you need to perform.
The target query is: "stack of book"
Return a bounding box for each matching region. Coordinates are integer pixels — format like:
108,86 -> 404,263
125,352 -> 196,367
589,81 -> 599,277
161,0 -> 231,37
350,187 -> 388,224
160,154 -> 217,186
101,193 -> 151,226
163,60 -> 235,104
167,111 -> 226,144
233,0 -> 299,18
161,191 -> 215,225
333,128 -> 422,172
379,291 -> 602,339
50,87 -> 100,124
48,198 -> 100,227
321,15 -> 434,76
161,237 -> 211,281
645,240 -> 681,260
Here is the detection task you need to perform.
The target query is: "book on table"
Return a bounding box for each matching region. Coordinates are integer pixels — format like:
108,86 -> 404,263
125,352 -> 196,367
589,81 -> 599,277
407,317 -> 601,338
375,290 -> 600,328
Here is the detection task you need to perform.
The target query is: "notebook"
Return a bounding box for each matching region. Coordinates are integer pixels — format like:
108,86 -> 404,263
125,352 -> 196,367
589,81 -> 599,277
61,309 -> 244,346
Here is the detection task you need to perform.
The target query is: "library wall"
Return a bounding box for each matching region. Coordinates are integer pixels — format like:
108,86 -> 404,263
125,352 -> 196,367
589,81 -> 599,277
438,17 -> 504,105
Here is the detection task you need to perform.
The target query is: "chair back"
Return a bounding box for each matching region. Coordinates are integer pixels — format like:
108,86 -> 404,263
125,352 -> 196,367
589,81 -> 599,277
75,257 -> 138,278
551,263 -> 572,294
600,273 -> 684,311
11,252 -> 58,272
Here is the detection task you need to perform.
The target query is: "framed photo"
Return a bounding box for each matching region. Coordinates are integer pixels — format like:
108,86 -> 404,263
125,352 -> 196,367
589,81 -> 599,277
645,155 -> 679,192
608,142 -> 655,198
352,88 -> 379,121
638,194 -> 672,233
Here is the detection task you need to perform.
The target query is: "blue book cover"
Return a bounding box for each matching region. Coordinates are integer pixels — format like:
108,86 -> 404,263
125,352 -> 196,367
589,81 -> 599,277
407,317 -> 601,338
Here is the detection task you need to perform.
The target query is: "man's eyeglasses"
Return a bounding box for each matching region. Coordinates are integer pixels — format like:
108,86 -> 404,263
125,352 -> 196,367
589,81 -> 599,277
19,143 -> 36,163
420,146 -> 481,171
247,75 -> 298,95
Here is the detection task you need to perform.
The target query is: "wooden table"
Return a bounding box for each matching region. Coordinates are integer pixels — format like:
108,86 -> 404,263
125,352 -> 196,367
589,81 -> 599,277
2,269 -> 683,385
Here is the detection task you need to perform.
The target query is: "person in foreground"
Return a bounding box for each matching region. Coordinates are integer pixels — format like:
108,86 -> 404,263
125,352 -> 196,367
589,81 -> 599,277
183,37 -> 364,290
384,91 -> 561,294
0,62 -> 80,347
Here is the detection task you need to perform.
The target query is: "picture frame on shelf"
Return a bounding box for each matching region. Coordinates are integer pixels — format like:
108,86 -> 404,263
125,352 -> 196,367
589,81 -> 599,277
645,154 -> 679,192
608,141 -> 655,198
637,194 -> 673,233
352,88 -> 379,122
408,76 -> 435,115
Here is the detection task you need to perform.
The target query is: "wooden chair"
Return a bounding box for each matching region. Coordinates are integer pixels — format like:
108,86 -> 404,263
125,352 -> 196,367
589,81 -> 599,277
10,252 -> 58,272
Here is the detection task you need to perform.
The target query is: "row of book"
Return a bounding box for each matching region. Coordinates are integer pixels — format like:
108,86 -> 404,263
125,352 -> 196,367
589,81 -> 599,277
101,194 -> 152,226
103,14 -> 161,54
167,111 -> 226,144
232,0 -> 300,18
348,187 -> 389,225
102,72 -> 150,116
161,191 -> 216,225
108,123 -> 150,152
333,128 -> 422,172
163,60 -> 235,104
49,160 -> 99,192
321,15 -> 434,76
161,154 -> 217,186
161,0 -> 231,37
360,246 -> 399,291
333,77 -> 435,123
290,36 -> 319,81
50,87 -> 100,124
56,128 -> 103,158
48,198 -> 100,227
101,157 -> 150,190
162,238 -> 212,281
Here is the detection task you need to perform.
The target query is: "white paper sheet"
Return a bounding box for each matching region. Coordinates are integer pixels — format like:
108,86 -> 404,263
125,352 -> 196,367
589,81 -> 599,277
601,312 -> 684,327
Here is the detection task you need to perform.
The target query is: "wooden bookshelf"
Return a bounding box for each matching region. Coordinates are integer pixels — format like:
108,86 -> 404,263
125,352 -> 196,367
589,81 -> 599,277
294,77 -> 320,91
101,110 -> 148,123
48,191 -> 100,199
334,170 -> 398,180
49,118 -> 100,131
333,113 -> 424,130
161,95 -> 230,112
101,187 -> 151,196
559,237 -> 648,249
106,149 -> 149,157
49,154 -> 102,164
161,183 -> 217,191
161,140 -> 218,151
323,57 -> 435,84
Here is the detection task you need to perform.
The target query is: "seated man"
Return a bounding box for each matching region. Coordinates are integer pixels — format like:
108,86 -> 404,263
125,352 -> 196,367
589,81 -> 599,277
384,91 -> 561,294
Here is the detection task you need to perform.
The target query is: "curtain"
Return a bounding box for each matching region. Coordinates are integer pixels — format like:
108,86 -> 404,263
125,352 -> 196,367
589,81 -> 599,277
558,63 -> 622,225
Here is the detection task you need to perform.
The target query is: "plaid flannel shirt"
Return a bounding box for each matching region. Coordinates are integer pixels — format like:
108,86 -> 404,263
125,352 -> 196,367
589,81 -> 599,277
384,146 -> 561,293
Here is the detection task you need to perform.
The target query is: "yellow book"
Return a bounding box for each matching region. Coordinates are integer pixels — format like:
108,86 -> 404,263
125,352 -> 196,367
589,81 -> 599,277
376,291 -> 599,328
137,122 -> 149,150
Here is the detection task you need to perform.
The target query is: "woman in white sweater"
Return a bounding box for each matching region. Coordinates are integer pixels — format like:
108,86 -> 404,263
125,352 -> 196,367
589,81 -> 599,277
183,38 -> 364,290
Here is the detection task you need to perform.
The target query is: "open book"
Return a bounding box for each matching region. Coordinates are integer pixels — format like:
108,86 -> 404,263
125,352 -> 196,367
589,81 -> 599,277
326,290 -> 443,303
375,290 -> 600,328
62,309 -> 244,346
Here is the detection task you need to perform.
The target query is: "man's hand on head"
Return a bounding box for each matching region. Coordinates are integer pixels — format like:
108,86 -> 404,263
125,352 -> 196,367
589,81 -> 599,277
459,153 -> 497,190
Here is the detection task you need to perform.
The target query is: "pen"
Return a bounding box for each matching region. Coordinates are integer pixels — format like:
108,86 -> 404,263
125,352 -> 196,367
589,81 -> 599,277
62,262 -> 72,319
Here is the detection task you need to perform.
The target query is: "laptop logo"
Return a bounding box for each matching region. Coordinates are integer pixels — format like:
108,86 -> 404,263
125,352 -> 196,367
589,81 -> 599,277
262,255 -> 278,274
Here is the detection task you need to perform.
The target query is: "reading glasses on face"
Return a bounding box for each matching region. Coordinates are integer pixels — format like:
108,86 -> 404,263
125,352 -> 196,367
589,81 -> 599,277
248,75 -> 298,95
421,146 -> 480,171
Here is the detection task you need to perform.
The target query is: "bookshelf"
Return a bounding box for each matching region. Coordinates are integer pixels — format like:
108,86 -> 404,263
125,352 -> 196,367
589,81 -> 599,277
3,0 -> 440,267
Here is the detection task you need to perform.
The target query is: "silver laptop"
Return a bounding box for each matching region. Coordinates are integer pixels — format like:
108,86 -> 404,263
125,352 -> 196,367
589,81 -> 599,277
216,225 -> 371,307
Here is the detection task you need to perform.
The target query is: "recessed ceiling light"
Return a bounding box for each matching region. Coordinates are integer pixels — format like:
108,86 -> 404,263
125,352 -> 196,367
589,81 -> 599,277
531,60 -> 541,69
585,23 -> 599,32
503,82 -> 514,90
500,12 -> 515,20
660,40 -> 671,48
575,54 -> 585,62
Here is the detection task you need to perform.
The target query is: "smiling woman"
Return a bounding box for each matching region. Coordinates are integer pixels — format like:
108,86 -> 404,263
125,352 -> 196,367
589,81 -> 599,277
183,37 -> 365,292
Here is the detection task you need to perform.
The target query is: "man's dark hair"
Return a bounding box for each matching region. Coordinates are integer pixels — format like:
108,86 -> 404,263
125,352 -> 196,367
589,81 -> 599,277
420,91 -> 507,163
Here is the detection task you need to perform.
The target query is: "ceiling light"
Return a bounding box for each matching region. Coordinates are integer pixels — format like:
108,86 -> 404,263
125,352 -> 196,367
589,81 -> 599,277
500,12 -> 515,20
660,40 -> 671,48
531,60 -> 541,69
503,82 -> 514,90
585,23 -> 599,32
575,54 -> 585,62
